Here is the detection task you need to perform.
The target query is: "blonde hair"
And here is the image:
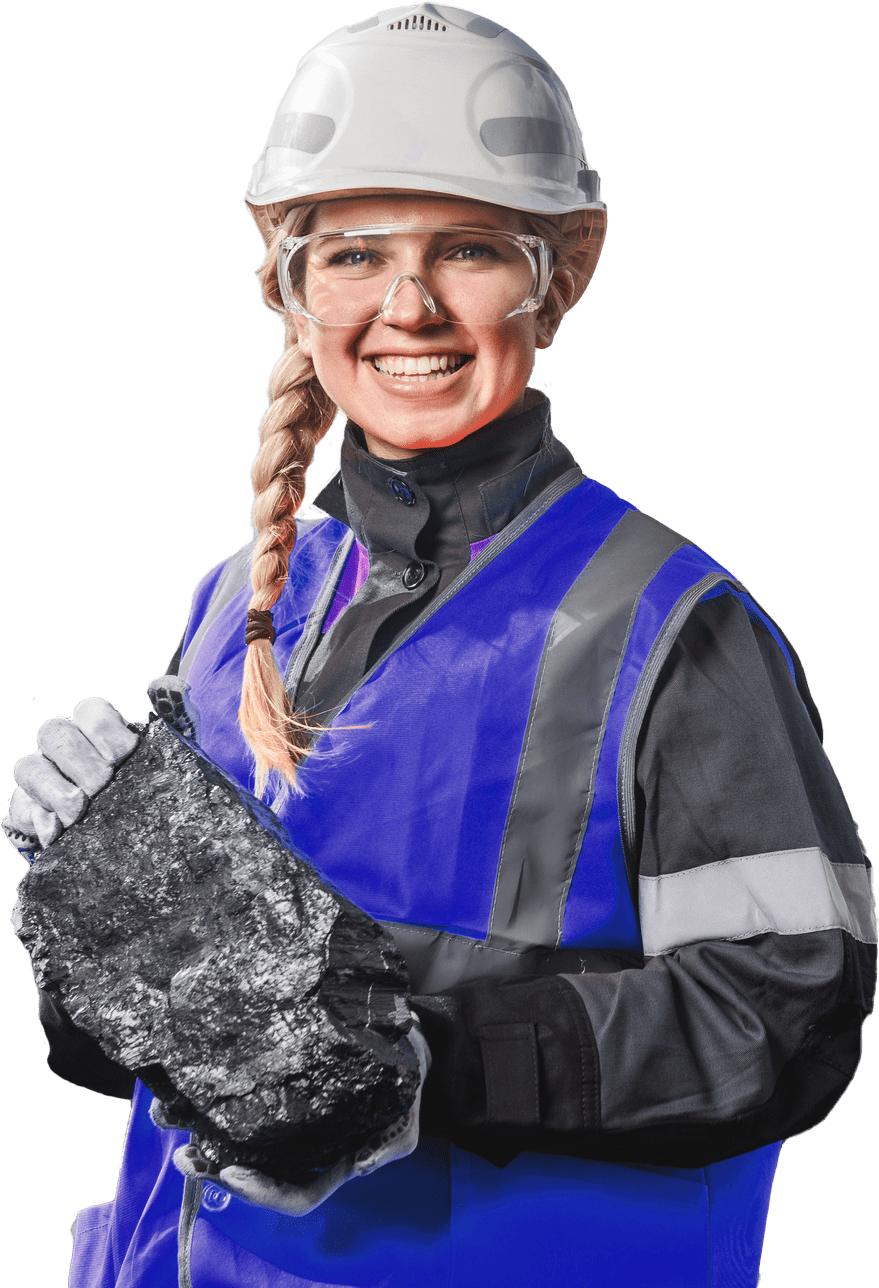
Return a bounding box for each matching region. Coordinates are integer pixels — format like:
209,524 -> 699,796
238,202 -> 335,795
239,200 -> 607,793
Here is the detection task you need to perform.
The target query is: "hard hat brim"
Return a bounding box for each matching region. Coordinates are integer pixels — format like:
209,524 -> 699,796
247,184 -> 604,253
246,175 -> 605,217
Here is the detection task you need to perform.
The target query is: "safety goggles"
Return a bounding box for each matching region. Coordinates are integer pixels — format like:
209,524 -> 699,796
277,224 -> 552,327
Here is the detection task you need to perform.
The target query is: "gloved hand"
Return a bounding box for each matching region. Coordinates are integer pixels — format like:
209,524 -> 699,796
170,1026 -> 431,1217
3,698 -> 139,860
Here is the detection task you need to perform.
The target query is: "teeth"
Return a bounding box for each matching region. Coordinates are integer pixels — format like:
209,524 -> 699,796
372,352 -> 468,378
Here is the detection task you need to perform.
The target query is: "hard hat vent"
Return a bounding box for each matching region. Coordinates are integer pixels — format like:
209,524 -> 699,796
387,15 -> 447,30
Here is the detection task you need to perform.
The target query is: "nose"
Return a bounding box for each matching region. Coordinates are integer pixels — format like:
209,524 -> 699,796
379,273 -> 442,329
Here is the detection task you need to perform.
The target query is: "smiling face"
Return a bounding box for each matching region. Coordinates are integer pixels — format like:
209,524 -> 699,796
292,194 -> 565,458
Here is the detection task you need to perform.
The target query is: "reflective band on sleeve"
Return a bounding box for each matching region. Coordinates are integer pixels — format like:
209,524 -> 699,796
639,848 -> 877,956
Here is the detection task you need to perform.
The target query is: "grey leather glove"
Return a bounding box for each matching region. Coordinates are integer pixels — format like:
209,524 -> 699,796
3,698 -> 139,860
170,1027 -> 431,1217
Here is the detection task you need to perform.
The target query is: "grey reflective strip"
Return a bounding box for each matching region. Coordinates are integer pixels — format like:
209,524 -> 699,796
266,111 -> 335,154
639,848 -> 878,956
177,1173 -> 201,1288
177,544 -> 254,684
388,922 -> 539,992
480,116 -> 575,158
617,571 -> 738,895
385,921 -> 643,993
284,530 -> 354,697
487,510 -> 686,951
616,574 -> 814,906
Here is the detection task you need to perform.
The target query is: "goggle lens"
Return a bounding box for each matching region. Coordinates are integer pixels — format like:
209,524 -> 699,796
279,226 -> 548,326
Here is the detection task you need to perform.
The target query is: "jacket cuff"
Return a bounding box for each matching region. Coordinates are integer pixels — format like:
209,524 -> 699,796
411,974 -> 600,1166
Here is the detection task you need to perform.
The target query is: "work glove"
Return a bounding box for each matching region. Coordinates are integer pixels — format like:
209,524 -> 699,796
3,698 -> 139,861
170,1026 -> 431,1216
4,680 -> 192,861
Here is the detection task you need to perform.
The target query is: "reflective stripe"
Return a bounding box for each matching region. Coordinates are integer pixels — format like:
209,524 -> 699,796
487,509 -> 685,949
639,847 -> 877,956
178,544 -> 253,683
284,529 -> 354,694
617,572 -> 738,882
386,920 -> 643,992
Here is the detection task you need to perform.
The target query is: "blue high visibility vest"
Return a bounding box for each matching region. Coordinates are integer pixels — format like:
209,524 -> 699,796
70,471 -> 783,1287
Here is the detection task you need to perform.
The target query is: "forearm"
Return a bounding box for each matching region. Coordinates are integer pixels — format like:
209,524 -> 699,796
412,923 -> 873,1168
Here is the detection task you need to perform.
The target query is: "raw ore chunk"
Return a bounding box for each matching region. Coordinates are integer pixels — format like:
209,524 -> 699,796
15,718 -> 419,1183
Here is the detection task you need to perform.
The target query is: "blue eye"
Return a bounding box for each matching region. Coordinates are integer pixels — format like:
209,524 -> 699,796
329,249 -> 376,268
450,243 -> 501,264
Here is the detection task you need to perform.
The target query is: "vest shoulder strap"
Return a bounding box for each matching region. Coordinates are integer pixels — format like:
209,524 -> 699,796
177,543 -> 254,683
176,517 -> 337,684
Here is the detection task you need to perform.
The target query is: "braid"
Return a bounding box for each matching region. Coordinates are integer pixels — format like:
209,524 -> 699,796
239,204 -> 336,794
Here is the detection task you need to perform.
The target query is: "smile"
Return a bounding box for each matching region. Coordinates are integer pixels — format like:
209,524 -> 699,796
369,353 -> 473,381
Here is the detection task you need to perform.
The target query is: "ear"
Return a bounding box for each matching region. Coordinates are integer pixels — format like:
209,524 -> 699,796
292,312 -> 313,358
535,269 -> 577,349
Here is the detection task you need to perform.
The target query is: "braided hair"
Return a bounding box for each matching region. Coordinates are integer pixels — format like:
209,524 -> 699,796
238,203 -> 335,794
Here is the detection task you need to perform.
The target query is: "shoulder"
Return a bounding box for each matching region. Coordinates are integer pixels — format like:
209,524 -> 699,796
192,515 -> 346,616
183,543 -> 253,649
179,513 -> 349,660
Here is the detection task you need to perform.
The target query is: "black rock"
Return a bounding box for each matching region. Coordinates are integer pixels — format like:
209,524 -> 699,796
15,718 -> 419,1183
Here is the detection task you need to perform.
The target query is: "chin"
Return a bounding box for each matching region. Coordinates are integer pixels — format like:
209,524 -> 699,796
361,409 -> 498,456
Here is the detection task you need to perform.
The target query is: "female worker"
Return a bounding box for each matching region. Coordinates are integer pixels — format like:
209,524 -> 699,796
4,6 -> 874,1287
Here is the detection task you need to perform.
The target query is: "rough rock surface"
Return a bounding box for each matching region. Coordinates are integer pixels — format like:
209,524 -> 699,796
15,718 -> 419,1183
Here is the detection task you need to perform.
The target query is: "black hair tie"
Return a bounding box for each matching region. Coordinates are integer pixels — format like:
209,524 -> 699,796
245,609 -> 276,646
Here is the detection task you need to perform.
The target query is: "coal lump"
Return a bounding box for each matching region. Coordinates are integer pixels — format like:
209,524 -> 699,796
15,718 -> 419,1183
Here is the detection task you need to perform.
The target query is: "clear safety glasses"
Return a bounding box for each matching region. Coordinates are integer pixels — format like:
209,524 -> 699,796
277,224 -> 553,327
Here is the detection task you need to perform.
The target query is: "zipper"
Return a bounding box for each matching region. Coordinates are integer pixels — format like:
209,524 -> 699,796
177,1169 -> 202,1288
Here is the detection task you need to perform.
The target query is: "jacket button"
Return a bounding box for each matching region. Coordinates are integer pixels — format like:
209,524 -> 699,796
389,478 -> 416,505
402,561 -> 426,589
201,1183 -> 231,1212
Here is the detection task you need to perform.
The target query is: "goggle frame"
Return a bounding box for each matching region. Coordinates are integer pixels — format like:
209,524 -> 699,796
277,223 -> 553,326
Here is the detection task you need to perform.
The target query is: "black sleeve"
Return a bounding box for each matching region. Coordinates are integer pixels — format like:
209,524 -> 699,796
412,592 -> 875,1168
166,634 -> 185,678
38,990 -> 136,1099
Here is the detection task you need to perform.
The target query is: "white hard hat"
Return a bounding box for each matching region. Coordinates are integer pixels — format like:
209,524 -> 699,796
246,4 -> 603,218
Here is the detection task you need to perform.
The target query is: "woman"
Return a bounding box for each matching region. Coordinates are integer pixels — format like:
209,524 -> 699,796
4,6 -> 874,1287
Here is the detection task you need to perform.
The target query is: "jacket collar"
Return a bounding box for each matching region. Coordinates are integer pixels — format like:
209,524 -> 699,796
314,398 -> 577,563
